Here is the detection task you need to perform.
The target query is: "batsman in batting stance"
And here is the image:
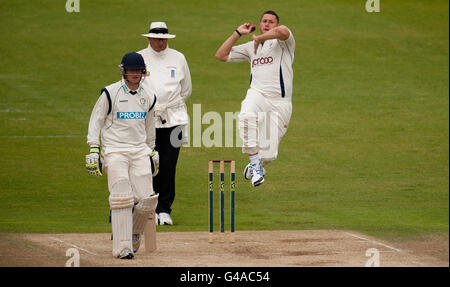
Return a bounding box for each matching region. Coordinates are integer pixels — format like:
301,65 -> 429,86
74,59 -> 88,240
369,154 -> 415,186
85,52 -> 159,259
215,10 -> 295,187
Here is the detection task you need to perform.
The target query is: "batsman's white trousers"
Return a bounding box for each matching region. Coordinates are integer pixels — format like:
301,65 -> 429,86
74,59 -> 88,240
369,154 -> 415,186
238,89 -> 292,164
104,147 -> 154,201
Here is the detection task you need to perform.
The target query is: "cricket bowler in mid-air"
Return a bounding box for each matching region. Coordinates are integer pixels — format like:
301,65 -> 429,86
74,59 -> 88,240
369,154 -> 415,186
85,52 -> 159,259
215,10 -> 295,187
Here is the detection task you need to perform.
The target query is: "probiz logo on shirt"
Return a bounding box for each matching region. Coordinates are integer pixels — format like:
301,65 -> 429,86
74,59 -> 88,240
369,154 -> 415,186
117,112 -> 147,119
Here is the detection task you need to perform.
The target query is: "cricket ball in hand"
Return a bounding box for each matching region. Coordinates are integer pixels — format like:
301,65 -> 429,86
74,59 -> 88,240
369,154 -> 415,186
250,25 -> 256,32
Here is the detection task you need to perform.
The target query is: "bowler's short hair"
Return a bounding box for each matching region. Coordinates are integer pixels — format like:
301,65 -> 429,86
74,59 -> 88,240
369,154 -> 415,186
261,10 -> 279,23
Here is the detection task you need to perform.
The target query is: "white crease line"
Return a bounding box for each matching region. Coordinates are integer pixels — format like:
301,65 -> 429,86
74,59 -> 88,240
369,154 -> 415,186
49,237 -> 98,256
344,232 -> 402,252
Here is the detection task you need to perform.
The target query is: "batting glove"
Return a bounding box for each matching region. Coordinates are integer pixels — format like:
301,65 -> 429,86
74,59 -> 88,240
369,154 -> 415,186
85,147 -> 103,177
150,150 -> 159,177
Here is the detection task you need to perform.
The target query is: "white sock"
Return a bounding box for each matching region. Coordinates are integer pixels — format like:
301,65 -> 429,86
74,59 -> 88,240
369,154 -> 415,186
249,154 -> 260,165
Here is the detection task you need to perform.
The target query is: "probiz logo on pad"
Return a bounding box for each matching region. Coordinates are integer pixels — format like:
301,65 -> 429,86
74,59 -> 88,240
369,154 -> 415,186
117,112 -> 147,119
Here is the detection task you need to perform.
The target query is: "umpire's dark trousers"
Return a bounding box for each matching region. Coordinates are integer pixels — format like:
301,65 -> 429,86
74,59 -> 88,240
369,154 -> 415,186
154,125 -> 183,215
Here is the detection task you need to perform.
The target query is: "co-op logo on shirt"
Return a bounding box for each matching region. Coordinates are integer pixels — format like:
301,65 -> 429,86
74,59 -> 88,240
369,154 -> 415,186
252,56 -> 274,68
117,112 -> 147,119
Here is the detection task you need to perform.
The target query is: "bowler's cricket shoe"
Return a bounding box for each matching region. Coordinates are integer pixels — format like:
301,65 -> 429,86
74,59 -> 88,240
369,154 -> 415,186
132,234 -> 141,253
250,163 -> 265,187
244,163 -> 266,180
118,248 -> 134,259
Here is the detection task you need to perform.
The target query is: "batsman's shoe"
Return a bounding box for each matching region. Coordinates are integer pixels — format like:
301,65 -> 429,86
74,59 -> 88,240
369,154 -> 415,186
158,212 -> 173,225
244,163 -> 266,180
117,248 -> 134,260
250,163 -> 265,187
132,234 -> 141,253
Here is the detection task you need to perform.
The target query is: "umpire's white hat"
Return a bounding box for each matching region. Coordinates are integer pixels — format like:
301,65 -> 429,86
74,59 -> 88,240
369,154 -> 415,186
141,22 -> 176,39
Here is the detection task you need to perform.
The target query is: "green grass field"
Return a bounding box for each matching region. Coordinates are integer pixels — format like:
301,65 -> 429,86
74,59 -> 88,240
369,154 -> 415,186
0,0 -> 448,240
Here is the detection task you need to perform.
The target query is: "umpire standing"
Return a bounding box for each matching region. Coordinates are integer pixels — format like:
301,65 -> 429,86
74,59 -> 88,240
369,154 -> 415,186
139,22 -> 192,225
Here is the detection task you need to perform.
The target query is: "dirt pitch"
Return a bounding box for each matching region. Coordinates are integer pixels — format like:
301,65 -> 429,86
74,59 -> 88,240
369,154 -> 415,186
0,230 -> 448,267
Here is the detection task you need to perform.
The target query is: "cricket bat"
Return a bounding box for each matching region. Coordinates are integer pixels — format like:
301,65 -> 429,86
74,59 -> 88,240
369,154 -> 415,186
144,211 -> 157,252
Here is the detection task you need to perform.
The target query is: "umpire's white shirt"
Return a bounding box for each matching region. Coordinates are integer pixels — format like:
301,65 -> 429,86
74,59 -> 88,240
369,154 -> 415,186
138,44 -> 192,128
227,29 -> 295,99
87,79 -> 157,155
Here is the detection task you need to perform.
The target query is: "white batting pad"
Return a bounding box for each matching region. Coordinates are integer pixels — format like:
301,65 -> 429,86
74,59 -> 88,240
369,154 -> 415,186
111,207 -> 133,257
133,194 -> 159,235
109,180 -> 135,209
109,179 -> 134,257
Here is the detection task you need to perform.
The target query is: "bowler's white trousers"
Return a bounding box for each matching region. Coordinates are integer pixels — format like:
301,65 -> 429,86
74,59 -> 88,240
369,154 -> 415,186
238,89 -> 292,164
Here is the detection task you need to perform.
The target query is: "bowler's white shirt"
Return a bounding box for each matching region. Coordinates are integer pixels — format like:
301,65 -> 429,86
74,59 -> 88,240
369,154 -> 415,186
138,45 -> 192,128
227,29 -> 295,99
87,79 -> 156,154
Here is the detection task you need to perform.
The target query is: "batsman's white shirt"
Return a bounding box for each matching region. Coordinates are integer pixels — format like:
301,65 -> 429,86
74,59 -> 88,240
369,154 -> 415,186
227,29 -> 295,99
138,45 -> 192,128
87,79 -> 157,155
